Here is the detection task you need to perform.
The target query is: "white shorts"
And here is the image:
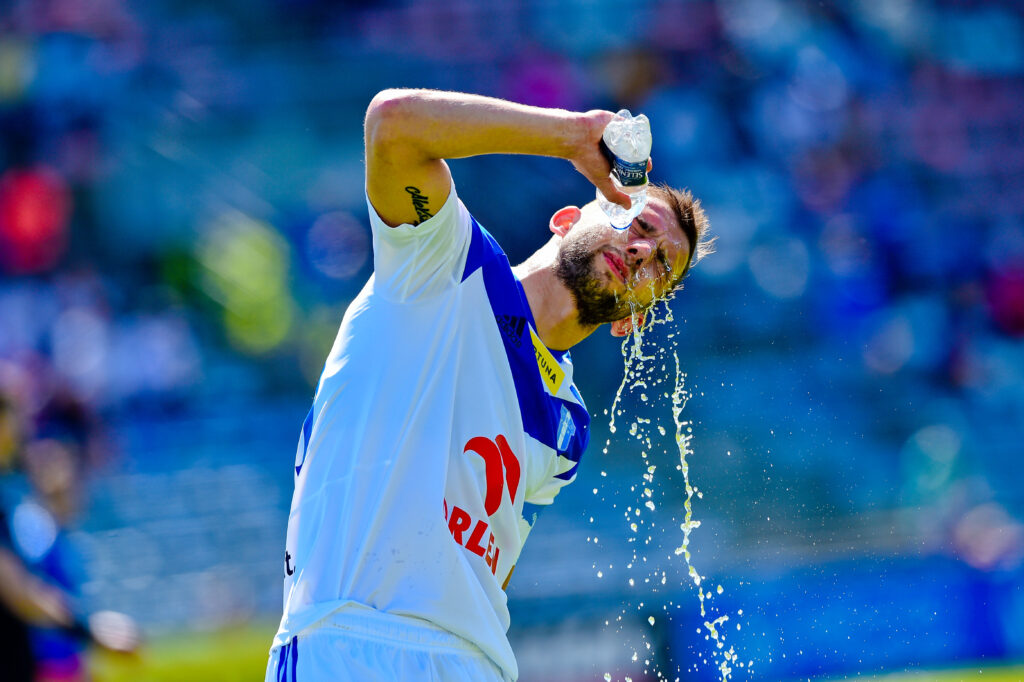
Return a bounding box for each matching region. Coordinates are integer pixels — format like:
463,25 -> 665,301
265,604 -> 509,682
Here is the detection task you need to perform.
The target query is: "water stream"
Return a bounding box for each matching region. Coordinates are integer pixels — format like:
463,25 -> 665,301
600,295 -> 742,681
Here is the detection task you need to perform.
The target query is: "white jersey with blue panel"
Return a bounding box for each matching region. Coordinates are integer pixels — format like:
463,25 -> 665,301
271,182 -> 591,680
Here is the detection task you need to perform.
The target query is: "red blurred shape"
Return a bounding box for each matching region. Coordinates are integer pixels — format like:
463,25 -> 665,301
0,166 -> 72,274
987,263 -> 1024,336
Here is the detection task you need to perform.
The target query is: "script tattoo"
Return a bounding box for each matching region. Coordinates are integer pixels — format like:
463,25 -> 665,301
405,186 -> 433,224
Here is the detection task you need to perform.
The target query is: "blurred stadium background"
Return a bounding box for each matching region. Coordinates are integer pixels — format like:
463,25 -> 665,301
1,0 -> 1023,680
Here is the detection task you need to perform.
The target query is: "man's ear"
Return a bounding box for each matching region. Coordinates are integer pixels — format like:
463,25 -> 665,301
549,206 -> 581,237
610,313 -> 645,337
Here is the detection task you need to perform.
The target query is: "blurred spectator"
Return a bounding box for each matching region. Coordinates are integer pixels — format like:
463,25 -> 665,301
0,388 -> 140,681
0,392 -> 76,682
14,438 -> 90,681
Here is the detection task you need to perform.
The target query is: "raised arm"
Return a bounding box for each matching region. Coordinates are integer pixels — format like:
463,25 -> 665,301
363,89 -> 631,228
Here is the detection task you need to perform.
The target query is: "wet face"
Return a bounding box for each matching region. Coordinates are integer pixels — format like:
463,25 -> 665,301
555,196 -> 691,327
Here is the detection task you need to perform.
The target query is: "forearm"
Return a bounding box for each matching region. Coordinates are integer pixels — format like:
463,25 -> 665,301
364,89 -> 625,227
0,549 -> 72,626
365,89 -> 585,163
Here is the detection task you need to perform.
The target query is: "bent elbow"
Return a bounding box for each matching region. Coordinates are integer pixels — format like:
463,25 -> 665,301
365,89 -> 421,152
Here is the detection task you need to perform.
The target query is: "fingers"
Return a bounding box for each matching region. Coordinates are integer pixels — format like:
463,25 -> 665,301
572,111 -> 643,210
571,157 -> 631,209
647,157 -> 653,173
598,178 -> 632,209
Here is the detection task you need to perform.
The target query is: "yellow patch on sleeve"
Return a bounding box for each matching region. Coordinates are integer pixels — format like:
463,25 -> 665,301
529,327 -> 565,394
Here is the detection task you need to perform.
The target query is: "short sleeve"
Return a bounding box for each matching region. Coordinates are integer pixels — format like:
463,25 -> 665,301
524,453 -> 578,507
367,184 -> 473,303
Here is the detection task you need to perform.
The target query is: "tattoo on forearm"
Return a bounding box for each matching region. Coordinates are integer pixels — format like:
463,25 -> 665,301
405,186 -> 433,224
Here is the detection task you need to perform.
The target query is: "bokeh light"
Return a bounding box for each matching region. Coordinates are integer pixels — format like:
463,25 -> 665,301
197,212 -> 293,355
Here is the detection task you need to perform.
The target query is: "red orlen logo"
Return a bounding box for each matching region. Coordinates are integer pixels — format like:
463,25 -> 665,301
463,435 -> 520,515
443,435 -> 521,580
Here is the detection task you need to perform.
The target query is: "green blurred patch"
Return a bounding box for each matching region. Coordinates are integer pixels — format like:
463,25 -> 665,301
196,212 -> 294,355
90,623 -> 275,682
90,630 -> 1024,682
825,664 -> 1024,682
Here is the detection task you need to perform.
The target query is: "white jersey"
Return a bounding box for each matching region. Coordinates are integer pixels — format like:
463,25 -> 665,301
272,184 -> 591,680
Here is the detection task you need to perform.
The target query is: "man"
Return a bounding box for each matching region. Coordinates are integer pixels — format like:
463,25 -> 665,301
267,89 -> 711,682
0,391 -> 140,682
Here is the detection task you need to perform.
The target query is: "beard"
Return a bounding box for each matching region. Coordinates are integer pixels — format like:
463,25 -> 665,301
555,236 -> 635,327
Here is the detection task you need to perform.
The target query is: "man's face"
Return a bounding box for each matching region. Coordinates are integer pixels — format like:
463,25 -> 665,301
555,196 -> 691,327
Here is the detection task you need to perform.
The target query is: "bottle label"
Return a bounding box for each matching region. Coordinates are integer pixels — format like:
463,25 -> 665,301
600,140 -> 648,188
613,157 -> 649,187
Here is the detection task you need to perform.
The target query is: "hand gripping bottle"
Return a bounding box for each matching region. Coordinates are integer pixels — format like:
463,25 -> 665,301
596,109 -> 652,230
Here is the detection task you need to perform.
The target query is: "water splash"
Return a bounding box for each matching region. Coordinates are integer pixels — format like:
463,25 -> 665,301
608,301 -> 654,438
599,291 -> 744,682
703,615 -> 736,680
670,349 -> 704,616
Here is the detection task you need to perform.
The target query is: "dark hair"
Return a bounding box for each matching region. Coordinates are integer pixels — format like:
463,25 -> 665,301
648,183 -> 714,289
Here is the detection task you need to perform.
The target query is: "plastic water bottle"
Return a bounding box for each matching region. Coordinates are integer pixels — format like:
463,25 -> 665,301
596,109 -> 652,230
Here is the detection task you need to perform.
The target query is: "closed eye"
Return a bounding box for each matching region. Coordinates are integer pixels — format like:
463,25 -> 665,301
635,217 -> 657,235
656,249 -> 672,280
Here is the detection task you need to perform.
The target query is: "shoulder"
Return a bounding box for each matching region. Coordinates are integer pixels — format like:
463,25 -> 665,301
461,216 -> 509,283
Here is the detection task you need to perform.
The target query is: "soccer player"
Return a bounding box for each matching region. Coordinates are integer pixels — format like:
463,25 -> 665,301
267,89 -> 711,682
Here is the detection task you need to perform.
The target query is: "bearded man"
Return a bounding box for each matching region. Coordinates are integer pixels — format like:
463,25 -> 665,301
267,89 -> 711,682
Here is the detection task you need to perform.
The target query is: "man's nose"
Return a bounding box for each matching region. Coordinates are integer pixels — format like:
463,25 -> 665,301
625,239 -> 654,266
